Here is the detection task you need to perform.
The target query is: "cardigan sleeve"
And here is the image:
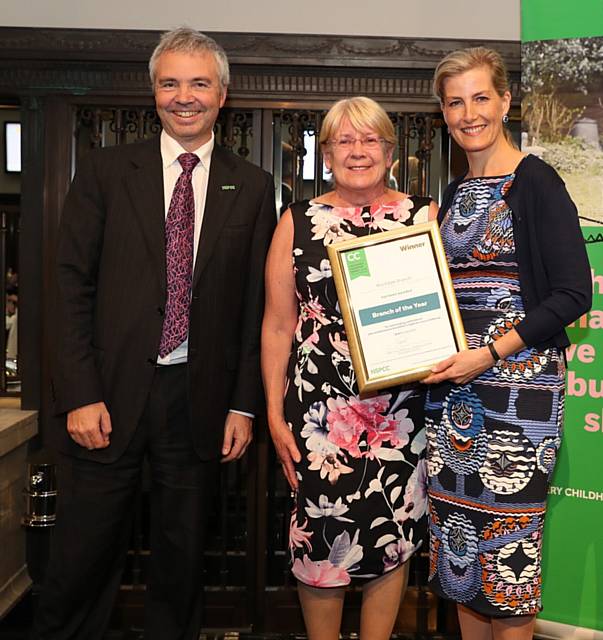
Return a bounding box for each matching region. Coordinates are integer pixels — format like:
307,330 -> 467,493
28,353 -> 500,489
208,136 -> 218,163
514,172 -> 592,347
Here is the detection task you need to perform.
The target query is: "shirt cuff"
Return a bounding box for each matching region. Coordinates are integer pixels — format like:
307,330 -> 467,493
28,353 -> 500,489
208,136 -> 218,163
229,409 -> 255,419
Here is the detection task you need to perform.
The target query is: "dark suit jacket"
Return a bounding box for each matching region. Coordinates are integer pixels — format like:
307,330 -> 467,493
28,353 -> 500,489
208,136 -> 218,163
52,136 -> 276,463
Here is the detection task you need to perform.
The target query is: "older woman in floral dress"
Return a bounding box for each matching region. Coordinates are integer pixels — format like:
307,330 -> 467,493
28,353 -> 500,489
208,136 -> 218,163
262,96 -> 438,640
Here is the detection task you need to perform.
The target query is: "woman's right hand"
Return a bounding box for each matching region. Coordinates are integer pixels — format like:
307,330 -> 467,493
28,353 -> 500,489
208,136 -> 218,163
268,415 -> 302,490
262,209 -> 301,491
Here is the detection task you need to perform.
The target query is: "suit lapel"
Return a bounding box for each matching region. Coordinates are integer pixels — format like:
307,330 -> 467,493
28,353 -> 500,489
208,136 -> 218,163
193,145 -> 242,287
124,137 -> 167,294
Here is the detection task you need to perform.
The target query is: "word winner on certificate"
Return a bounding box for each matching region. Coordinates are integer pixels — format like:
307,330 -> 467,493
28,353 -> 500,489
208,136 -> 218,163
343,235 -> 457,378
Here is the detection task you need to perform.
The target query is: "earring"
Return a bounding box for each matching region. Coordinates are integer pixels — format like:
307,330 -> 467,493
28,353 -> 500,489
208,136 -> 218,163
502,114 -> 509,124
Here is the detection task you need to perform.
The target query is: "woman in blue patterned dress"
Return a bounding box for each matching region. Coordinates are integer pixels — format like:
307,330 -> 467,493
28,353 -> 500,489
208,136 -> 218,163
262,97 -> 437,640
422,48 -> 592,639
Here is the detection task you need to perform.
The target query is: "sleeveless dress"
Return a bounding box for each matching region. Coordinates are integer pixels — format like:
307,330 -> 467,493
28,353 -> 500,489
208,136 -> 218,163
425,175 -> 565,616
286,196 -> 431,587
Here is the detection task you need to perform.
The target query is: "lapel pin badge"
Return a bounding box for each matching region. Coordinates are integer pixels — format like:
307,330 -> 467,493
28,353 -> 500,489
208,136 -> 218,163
221,184 -> 236,191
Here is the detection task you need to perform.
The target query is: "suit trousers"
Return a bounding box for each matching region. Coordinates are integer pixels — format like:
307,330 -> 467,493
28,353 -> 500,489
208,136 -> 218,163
32,363 -> 219,640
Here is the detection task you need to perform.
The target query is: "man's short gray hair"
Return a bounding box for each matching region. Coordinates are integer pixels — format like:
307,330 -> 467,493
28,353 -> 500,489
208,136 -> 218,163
149,26 -> 230,90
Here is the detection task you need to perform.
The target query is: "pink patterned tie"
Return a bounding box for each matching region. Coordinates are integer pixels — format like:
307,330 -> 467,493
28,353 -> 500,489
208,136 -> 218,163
158,152 -> 200,358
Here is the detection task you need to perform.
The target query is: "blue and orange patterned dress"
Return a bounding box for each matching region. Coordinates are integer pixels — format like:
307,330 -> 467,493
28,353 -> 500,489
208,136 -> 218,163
425,175 -> 565,616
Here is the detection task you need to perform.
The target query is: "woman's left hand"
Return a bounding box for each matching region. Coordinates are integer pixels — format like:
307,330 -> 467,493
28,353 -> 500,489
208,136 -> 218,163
421,347 -> 494,385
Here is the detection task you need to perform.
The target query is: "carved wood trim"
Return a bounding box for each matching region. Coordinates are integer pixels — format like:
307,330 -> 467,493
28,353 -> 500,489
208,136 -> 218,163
0,27 -> 520,105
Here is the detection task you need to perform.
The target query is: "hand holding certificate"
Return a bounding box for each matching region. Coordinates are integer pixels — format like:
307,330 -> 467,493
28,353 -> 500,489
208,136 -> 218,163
328,220 -> 467,394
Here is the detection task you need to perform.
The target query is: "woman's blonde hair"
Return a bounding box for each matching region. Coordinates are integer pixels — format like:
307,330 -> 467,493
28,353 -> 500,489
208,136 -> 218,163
433,47 -> 515,146
319,97 -> 396,148
433,46 -> 510,104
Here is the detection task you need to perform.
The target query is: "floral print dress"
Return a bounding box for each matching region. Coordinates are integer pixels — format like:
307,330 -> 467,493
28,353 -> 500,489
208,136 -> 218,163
285,197 -> 431,587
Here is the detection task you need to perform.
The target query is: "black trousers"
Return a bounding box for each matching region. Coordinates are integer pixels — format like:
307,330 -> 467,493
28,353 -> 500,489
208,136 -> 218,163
32,364 -> 219,640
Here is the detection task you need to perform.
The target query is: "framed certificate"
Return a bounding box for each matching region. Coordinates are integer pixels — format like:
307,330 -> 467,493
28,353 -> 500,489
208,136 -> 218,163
327,220 -> 467,394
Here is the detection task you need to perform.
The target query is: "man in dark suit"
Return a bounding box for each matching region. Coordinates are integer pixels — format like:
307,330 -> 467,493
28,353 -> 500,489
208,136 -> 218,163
32,27 -> 276,640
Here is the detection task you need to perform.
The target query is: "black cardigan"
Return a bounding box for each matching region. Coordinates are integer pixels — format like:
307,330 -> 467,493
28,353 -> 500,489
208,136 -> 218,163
438,154 -> 592,351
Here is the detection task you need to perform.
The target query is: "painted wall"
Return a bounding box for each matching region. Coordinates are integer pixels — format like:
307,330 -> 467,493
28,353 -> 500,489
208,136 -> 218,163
2,0 -> 520,41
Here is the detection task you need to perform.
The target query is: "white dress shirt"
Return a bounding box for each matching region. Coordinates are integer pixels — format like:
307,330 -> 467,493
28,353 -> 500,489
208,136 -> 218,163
157,131 -> 252,418
157,130 -> 213,366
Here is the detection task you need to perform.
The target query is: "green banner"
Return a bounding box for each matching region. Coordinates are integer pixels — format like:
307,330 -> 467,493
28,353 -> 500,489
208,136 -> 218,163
522,0 -> 603,41
540,231 -> 603,630
521,2 -> 602,631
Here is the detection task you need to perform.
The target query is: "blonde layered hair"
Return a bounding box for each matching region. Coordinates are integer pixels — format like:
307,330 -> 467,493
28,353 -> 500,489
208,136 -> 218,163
433,46 -> 510,104
433,47 -> 515,145
319,97 -> 396,148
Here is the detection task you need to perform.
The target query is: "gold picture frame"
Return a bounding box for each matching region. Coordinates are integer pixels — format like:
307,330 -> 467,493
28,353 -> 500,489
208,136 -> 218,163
327,220 -> 467,394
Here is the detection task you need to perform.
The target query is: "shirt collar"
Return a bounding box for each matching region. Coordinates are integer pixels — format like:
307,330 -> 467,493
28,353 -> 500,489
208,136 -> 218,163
160,130 -> 214,170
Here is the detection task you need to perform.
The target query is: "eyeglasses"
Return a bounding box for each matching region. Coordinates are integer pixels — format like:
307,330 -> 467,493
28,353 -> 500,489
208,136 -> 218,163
329,135 -> 385,150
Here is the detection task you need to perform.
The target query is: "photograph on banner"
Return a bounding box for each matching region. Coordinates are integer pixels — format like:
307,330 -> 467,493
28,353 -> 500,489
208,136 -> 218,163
522,36 -> 603,225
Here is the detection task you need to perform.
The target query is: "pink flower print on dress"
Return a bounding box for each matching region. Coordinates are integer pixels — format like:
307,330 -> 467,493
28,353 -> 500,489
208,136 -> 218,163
301,402 -> 338,454
306,258 -> 332,283
394,459 -> 428,524
383,535 -> 416,571
299,330 -> 323,357
328,332 -> 350,358
387,407 -> 416,448
391,198 -> 414,221
364,414 -> 400,451
302,295 -> 330,326
370,200 -> 399,221
326,394 -> 393,457
289,508 -> 313,552
308,452 -> 353,485
305,495 -> 353,522
292,556 -> 351,587
369,199 -> 414,231
331,205 -> 365,227
325,396 -> 367,458
308,205 -> 356,245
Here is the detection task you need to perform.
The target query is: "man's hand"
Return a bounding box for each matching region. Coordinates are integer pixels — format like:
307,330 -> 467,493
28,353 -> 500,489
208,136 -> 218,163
221,412 -> 253,463
67,401 -> 112,450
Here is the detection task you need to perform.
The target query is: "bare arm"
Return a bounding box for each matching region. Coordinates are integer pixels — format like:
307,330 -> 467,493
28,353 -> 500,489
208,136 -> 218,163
428,199 -> 439,221
261,209 -> 301,489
